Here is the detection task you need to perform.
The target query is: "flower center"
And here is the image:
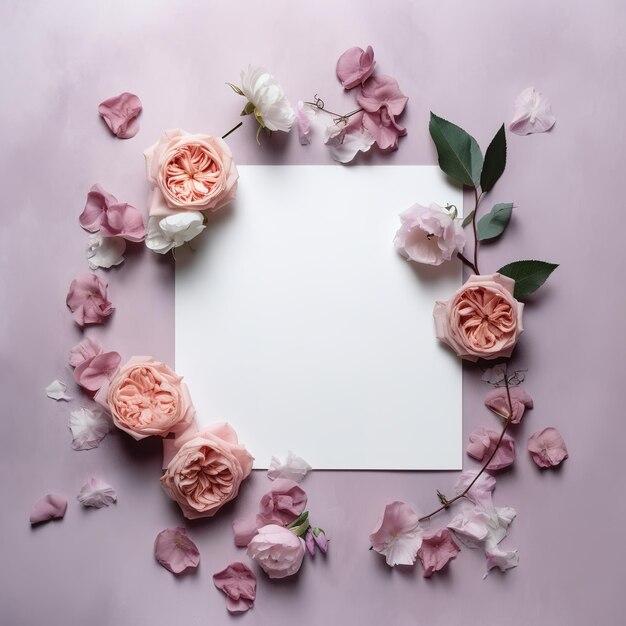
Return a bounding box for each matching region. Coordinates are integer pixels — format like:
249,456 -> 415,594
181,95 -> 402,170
163,144 -> 220,204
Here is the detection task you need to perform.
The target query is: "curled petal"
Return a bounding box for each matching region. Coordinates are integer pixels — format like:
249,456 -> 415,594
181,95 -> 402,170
467,427 -> 515,470
99,203 -> 146,242
86,233 -> 125,269
267,450 -> 312,483
68,407 -> 109,450
485,386 -> 533,424
357,74 -> 408,116
336,45 -> 375,89
30,494 -> 68,524
77,477 -> 117,508
69,337 -> 103,368
528,427 -> 568,468
154,527 -> 200,575
79,184 -> 117,232
145,212 -> 205,254
509,87 -> 556,135
362,109 -> 406,150
213,562 -> 257,613
454,471 -> 496,509
45,379 -> 72,401
73,351 -> 121,392
418,528 -> 460,577
258,479 -> 307,526
66,273 -> 114,327
98,92 -> 142,139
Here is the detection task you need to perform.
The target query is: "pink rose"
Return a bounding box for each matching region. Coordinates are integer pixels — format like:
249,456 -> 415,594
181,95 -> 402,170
485,386 -> 533,424
144,129 -> 238,216
467,426 -> 515,470
527,427 -> 568,468
433,273 -> 524,361
99,356 -> 195,440
66,273 -> 114,327
246,524 -> 306,579
394,203 -> 465,265
161,422 -> 253,520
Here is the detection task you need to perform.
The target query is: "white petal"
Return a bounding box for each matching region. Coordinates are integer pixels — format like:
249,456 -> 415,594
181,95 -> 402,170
145,217 -> 174,253
267,450 -> 312,483
46,379 -> 72,401
326,127 -> 375,163
484,544 -> 519,575
383,529 -> 423,566
146,213 -> 205,254
86,233 -> 126,269
509,87 -> 556,135
68,407 -> 109,450
77,476 -> 117,508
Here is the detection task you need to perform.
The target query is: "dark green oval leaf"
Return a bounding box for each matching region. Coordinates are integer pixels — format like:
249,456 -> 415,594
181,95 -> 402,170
429,112 -> 483,187
480,124 -> 507,192
462,210 -> 475,227
477,203 -> 513,241
497,260 -> 559,299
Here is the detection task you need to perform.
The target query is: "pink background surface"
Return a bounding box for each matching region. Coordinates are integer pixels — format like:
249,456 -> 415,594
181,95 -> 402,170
1,1 -> 624,624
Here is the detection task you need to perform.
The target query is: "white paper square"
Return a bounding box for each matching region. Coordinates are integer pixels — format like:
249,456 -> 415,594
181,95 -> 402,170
175,165 -> 462,469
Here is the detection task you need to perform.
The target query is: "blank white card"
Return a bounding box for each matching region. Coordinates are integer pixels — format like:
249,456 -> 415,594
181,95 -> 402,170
175,166 -> 462,469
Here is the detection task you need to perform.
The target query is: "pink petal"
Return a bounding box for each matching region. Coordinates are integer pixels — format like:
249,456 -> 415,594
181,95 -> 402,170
528,427 -> 568,468
509,87 -> 556,135
454,471 -> 496,508
79,184 -> 117,231
467,427 -> 516,470
66,273 -> 114,327
98,92 -> 142,139
485,386 -> 533,424
258,478 -> 307,526
30,493 -> 68,524
370,501 -> 423,566
232,516 -> 259,547
418,528 -> 460,577
99,202 -> 146,242
362,110 -> 406,151
336,45 -> 376,89
69,336 -> 104,367
213,562 -> 256,614
357,75 -> 408,116
154,527 -> 200,575
73,351 -> 121,392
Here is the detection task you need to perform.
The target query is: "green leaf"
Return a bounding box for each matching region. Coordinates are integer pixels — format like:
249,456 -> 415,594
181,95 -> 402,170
462,210 -> 475,227
497,260 -> 559,299
226,82 -> 244,96
480,124 -> 507,192
429,112 -> 483,187
477,203 -> 513,241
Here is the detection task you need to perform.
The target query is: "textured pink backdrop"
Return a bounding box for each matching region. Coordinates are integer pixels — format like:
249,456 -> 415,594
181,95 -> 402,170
1,1 -> 625,624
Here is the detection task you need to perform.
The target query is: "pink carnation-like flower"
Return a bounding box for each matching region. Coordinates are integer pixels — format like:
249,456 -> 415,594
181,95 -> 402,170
246,524 -> 305,579
394,203 -> 465,265
336,46 -> 376,89
467,426 -> 515,470
417,528 -> 460,577
98,92 -> 142,139
213,562 -> 257,613
528,427 -> 568,468
485,386 -> 533,424
433,273 -> 524,361
66,273 -> 114,327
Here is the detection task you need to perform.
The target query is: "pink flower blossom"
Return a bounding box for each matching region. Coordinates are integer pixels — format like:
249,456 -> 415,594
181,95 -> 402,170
73,351 -> 122,392
69,336 -> 103,367
29,493 -> 68,525
247,524 -> 306,579
213,562 -> 257,613
336,46 -> 376,89
98,92 -> 142,139
258,478 -> 307,526
394,203 -> 465,266
417,528 -> 460,577
485,386 -> 533,424
467,426 -> 515,470
370,501 -> 423,566
454,471 -> 496,508
154,527 -> 200,575
66,273 -> 114,326
324,113 -> 375,163
509,87 -> 556,136
528,427 -> 568,468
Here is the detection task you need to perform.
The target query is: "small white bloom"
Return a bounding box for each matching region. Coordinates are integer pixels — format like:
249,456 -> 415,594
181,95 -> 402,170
240,66 -> 295,132
86,233 -> 126,269
325,123 -> 375,164
145,212 -> 206,254
45,379 -> 72,401
77,476 -> 117,508
509,87 -> 556,135
267,451 -> 312,483
68,407 -> 109,451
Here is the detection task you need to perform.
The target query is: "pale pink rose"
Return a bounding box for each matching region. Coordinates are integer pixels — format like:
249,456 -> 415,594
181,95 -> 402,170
258,478 -> 307,526
417,528 -> 460,577
467,426 -> 515,470
74,351 -> 121,393
527,427 -> 568,468
144,129 -> 238,215
154,527 -> 200,574
161,422 -> 253,520
394,203 -> 465,265
370,501 -> 423,566
98,92 -> 142,139
213,562 -> 257,613
433,273 -> 524,361
485,386 -> 533,424
100,356 -> 195,440
66,273 -> 114,327
336,45 -> 375,89
246,524 -> 306,579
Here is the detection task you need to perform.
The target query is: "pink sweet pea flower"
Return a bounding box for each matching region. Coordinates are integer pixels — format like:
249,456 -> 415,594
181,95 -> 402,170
98,92 -> 142,139
509,87 -> 556,136
154,527 -> 200,575
485,386 -> 533,424
467,426 -> 515,470
454,471 -> 496,508
66,273 -> 114,326
324,113 -> 375,163
417,528 -> 460,577
370,501 -> 423,566
336,45 -> 376,89
528,427 -> 568,467
213,562 -> 257,613
73,351 -> 122,392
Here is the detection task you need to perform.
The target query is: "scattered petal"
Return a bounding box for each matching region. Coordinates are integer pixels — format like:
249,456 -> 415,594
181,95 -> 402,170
74,351 -> 121,392
454,471 -> 496,509
45,379 -> 72,401
30,493 -> 68,524
77,477 -> 117,508
467,426 -> 516,470
233,516 -> 259,547
86,233 -> 126,269
485,544 -> 519,575
68,407 -> 109,450
213,562 -> 257,613
154,527 -> 200,575
296,101 -> 316,145
509,87 -> 556,135
98,92 -> 142,139
325,114 -> 375,163
258,479 -> 307,526
336,45 -> 376,89
267,450 -> 312,483
66,273 -> 114,327
358,74 -> 408,116
69,337 -> 103,368
79,184 -> 117,232
418,528 -> 460,577
370,501 -> 423,566
528,427 -> 568,468
485,386 -> 533,424
145,212 -> 205,254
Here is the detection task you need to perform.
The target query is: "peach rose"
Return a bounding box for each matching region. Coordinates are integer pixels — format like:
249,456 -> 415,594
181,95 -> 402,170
433,273 -> 524,361
161,422 -> 254,520
144,128 -> 238,216
99,356 -> 195,440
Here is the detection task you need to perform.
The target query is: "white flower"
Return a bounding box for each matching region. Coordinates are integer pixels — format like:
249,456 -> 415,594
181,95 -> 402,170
267,451 -> 312,483
86,233 -> 126,269
240,66 -> 295,132
68,407 -> 109,451
145,212 -> 205,254
45,379 -> 72,401
77,476 -> 117,508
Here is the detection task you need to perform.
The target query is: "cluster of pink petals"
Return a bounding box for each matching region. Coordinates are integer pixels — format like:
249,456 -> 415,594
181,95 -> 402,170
528,427 -> 568,468
154,527 -> 200,575
66,273 -> 114,326
98,92 -> 142,139
213,562 -> 257,613
336,46 -> 376,89
69,337 -> 121,393
485,386 -> 533,424
30,493 -> 68,524
79,184 -> 146,242
467,426 -> 516,470
417,528 -> 460,577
